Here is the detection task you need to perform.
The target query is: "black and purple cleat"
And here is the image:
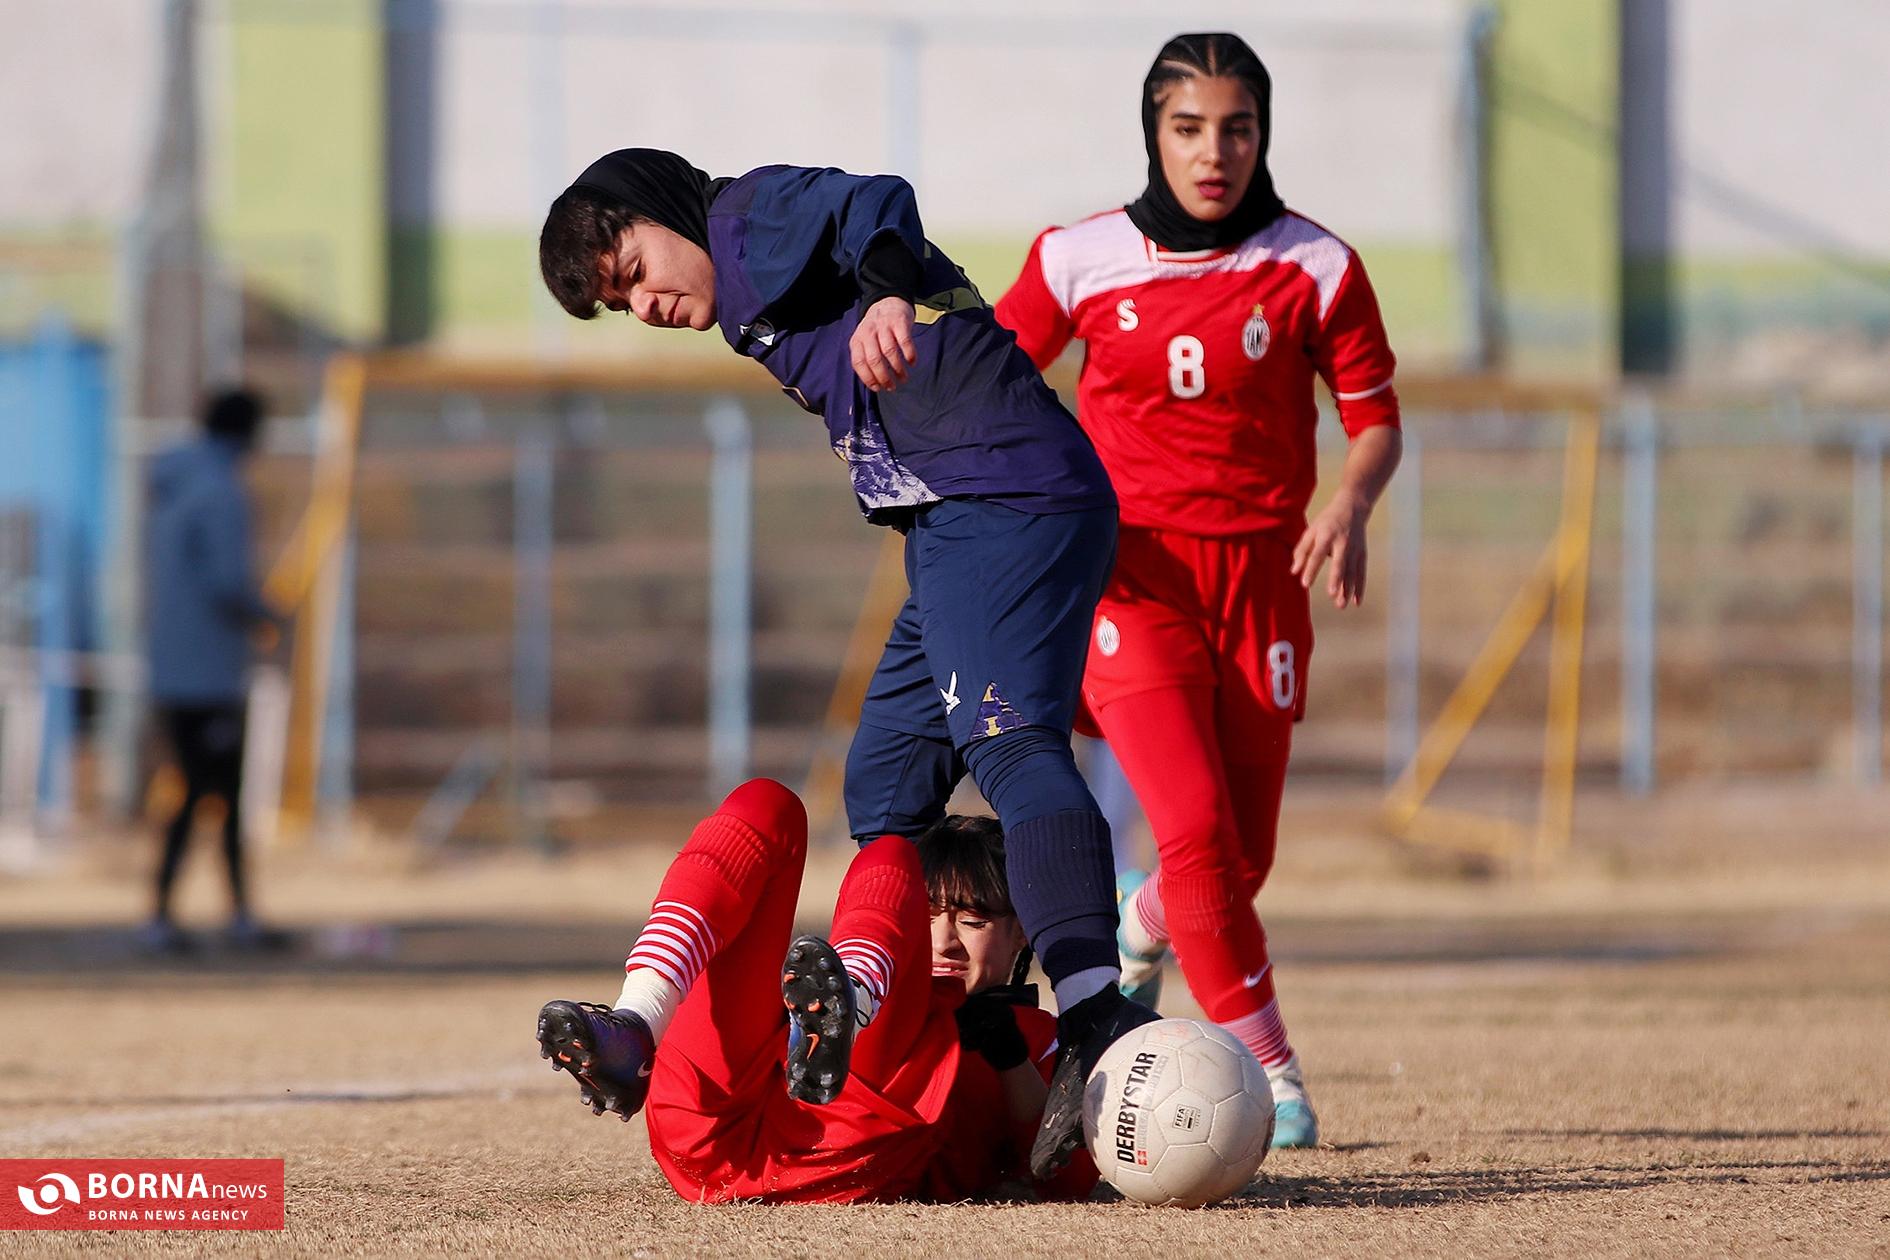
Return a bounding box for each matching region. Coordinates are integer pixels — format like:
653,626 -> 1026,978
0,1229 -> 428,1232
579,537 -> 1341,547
536,999 -> 657,1122
1030,986 -> 1161,1179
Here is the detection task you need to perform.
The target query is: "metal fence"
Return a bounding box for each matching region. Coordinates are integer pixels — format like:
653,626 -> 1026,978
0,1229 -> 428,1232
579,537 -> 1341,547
0,346 -> 1883,857
253,364 -> 1890,848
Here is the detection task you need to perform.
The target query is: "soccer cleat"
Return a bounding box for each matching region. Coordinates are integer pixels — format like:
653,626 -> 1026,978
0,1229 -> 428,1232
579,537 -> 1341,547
1030,986 -> 1161,1179
1266,1055 -> 1320,1148
1271,1099 -> 1319,1149
536,999 -> 657,1122
1114,868 -> 1167,1009
781,934 -> 857,1105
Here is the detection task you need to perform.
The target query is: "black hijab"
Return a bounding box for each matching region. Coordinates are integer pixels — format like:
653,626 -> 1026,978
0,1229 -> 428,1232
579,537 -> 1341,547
571,148 -> 733,253
1124,33 -> 1285,253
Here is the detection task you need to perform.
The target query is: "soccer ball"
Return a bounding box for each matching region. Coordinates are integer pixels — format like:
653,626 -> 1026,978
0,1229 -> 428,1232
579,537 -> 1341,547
1081,1018 -> 1273,1207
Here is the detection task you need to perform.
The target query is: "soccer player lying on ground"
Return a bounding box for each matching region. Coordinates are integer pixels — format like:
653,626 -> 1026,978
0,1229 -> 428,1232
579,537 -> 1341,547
538,149 -> 1157,1174
534,779 -> 1098,1203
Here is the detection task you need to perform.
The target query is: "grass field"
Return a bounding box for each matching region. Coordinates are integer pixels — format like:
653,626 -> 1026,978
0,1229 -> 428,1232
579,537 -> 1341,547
2,784 -> 1887,1258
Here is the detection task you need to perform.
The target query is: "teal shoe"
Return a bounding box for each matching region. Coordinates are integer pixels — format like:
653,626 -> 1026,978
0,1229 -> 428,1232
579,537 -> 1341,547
1115,868 -> 1166,1008
1270,1098 -> 1320,1149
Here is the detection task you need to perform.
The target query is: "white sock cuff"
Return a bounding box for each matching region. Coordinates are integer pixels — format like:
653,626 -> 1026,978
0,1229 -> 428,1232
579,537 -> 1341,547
1121,878 -> 1169,958
1052,965 -> 1119,1012
1262,1051 -> 1307,1102
616,967 -> 683,1043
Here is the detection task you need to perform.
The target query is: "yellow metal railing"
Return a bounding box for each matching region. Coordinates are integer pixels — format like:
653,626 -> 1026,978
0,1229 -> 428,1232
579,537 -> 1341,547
1382,397 -> 1603,868
261,353 -> 367,840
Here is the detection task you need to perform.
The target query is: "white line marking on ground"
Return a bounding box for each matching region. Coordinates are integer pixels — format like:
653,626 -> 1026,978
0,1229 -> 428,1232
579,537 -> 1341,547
0,1064 -> 548,1147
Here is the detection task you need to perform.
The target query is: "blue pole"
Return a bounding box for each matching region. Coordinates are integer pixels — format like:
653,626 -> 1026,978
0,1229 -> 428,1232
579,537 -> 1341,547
886,21 -> 922,182
514,431 -> 554,846
30,317 -> 79,820
1621,394 -> 1658,795
1456,5 -> 1498,370
1385,428 -> 1422,783
705,399 -> 753,798
1855,422 -> 1885,786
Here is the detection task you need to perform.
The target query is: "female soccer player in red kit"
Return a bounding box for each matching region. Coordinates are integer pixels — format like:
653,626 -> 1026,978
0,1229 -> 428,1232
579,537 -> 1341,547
534,780 -> 1096,1203
996,32 -> 1403,1148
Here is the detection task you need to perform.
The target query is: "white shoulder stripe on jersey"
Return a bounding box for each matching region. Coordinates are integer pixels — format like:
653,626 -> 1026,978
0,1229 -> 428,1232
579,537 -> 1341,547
1037,212 -> 1150,317
1334,377 -> 1395,402
1264,214 -> 1355,322
1038,210 -> 1357,321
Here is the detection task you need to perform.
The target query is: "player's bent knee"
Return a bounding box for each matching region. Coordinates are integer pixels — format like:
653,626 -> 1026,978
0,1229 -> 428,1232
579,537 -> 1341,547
854,832 -> 922,875
962,726 -> 1097,823
717,778 -> 807,847
843,724 -> 956,842
1237,853 -> 1277,900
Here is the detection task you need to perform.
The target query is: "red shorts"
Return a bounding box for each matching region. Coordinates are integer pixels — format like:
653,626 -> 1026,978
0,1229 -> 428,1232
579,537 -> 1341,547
1079,527 -> 1312,758
643,836 -> 962,1205
633,789 -> 1094,1204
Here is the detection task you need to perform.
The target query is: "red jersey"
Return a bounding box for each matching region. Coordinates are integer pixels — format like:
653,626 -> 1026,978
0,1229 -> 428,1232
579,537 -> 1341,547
996,208 -> 1399,538
647,980 -> 1095,1204
915,990 -> 1096,1203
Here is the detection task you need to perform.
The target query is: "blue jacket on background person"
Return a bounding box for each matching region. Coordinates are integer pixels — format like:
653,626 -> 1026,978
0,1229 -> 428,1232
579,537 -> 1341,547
143,430 -> 276,705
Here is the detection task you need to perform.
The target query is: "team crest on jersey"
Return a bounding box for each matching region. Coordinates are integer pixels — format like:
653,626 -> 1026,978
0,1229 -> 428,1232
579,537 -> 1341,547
1096,616 -> 1121,657
1241,304 -> 1271,362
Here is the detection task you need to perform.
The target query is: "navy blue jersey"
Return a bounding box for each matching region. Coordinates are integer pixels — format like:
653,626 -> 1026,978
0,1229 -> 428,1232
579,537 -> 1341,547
707,165 -> 1114,523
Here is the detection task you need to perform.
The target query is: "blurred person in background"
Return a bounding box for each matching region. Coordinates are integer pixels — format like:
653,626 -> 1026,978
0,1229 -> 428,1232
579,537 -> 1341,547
996,32 -> 1404,1148
140,386 -> 283,952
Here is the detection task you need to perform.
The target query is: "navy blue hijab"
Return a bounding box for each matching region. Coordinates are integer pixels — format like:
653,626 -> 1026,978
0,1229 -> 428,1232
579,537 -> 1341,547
571,147 -> 733,253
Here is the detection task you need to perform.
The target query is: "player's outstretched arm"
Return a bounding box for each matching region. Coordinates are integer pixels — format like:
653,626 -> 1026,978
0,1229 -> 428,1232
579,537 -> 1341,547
1291,424 -> 1402,609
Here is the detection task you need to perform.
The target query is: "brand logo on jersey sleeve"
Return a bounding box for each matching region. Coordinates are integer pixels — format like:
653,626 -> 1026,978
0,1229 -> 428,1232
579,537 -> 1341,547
1241,304 -> 1271,361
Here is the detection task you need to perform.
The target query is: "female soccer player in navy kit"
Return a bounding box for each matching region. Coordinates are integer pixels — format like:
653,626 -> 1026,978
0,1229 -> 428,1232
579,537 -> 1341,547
537,781 -> 1098,1202
996,33 -> 1404,1148
536,150 -> 1154,1174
